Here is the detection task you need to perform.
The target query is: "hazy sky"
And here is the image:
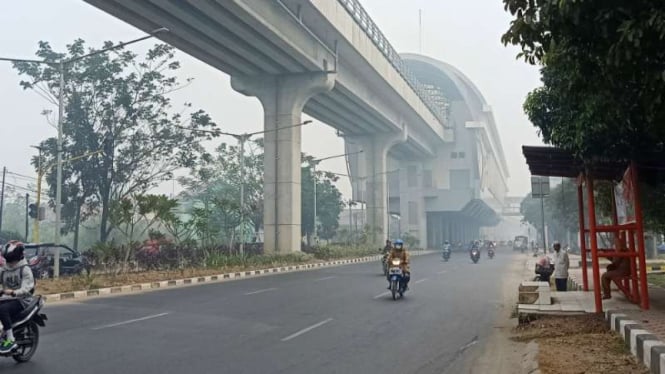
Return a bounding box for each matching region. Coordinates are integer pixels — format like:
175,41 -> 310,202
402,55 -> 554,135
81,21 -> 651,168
0,0 -> 543,200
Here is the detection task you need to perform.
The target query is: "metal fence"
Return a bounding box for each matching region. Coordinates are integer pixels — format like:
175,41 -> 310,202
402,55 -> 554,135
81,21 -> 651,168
337,0 -> 449,126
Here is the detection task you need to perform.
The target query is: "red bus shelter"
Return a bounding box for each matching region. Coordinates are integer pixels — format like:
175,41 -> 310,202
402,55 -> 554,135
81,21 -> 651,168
522,146 -> 657,313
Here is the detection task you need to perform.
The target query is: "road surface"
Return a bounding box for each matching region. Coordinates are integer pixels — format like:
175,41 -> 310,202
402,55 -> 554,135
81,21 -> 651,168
3,251 -> 518,374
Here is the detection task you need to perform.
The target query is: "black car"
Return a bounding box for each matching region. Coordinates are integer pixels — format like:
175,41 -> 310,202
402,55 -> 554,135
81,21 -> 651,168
24,243 -> 86,279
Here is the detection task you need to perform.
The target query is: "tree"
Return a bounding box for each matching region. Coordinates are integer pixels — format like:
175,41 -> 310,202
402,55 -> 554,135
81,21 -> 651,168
109,194 -> 177,272
520,179 -> 582,246
0,191 -> 30,240
301,160 -> 344,244
182,140 -> 344,246
502,1 -> 665,160
15,40 -> 218,243
180,139 -> 263,245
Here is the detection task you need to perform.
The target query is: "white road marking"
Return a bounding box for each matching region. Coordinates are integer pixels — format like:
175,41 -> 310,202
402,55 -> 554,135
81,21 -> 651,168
373,291 -> 391,299
244,288 -> 277,295
281,318 -> 334,342
437,270 -> 448,274
459,337 -> 478,352
92,312 -> 170,330
314,276 -> 336,282
414,278 -> 428,284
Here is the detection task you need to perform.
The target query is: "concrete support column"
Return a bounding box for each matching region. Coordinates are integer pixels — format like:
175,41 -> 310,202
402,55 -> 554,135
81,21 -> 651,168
231,73 -> 335,253
352,128 -> 407,247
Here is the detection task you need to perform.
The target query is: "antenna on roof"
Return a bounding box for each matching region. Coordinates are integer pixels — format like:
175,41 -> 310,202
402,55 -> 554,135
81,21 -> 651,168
419,9 -> 423,54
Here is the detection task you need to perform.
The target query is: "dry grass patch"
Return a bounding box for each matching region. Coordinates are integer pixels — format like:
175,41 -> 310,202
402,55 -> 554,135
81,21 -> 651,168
513,314 -> 648,374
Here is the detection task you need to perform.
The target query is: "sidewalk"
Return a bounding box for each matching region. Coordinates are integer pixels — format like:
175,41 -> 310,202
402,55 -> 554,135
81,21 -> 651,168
565,254 -> 665,372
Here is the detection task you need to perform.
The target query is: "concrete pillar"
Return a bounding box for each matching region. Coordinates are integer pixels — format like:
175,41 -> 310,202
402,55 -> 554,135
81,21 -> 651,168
351,128 -> 407,247
231,73 -> 335,253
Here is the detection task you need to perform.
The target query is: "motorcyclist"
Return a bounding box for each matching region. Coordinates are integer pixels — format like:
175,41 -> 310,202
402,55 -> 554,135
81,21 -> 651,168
386,239 -> 410,290
383,240 -> 392,254
381,240 -> 392,275
442,241 -> 451,256
0,241 -> 35,353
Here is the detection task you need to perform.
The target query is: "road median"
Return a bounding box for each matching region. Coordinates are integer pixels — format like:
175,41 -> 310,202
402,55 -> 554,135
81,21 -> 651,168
41,249 -> 436,303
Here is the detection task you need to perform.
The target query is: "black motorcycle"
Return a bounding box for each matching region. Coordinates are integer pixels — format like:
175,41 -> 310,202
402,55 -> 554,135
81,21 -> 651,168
470,248 -> 480,264
0,296 -> 47,363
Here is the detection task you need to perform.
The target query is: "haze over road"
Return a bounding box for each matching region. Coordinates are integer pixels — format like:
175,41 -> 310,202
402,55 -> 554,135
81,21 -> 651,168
5,252 -> 517,374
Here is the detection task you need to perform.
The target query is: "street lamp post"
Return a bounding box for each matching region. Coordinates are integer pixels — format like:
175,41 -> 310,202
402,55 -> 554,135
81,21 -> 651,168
308,151 -> 363,243
2,27 -> 168,277
178,120 -> 313,256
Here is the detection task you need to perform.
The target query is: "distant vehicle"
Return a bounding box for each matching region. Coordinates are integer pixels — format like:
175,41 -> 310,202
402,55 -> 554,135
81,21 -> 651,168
23,243 -> 86,279
513,236 -> 528,252
658,243 -> 665,253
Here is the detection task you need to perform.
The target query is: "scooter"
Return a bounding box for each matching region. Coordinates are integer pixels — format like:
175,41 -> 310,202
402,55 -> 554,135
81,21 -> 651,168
534,258 -> 554,282
0,296 -> 47,363
442,244 -> 451,262
470,248 -> 480,264
388,258 -> 405,300
488,247 -> 495,259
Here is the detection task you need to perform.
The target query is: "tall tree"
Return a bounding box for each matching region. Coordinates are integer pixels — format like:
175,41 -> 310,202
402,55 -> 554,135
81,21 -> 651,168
179,139 -> 263,244
502,1 -> 665,160
301,156 -> 344,244
15,40 -> 217,243
182,140 -> 344,246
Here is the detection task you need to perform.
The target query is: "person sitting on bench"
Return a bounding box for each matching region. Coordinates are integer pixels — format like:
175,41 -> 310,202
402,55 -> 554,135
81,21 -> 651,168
601,245 -> 631,300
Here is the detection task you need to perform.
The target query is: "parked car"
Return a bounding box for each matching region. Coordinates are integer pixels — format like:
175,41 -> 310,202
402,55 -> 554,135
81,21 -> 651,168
24,243 -> 86,279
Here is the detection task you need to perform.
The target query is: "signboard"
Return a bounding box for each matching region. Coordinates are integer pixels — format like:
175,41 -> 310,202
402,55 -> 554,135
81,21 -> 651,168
531,176 -> 550,198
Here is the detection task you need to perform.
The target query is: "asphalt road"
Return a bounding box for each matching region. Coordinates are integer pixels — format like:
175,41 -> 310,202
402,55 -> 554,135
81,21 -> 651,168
1,250 -> 518,374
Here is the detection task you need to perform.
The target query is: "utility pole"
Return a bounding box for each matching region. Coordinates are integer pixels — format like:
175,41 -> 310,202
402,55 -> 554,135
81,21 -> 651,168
531,176 -> 550,254
0,166 -> 5,233
419,9 -> 423,54
24,193 -> 29,240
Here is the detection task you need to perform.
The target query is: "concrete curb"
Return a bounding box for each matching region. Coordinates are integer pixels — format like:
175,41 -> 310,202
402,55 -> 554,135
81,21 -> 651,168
605,310 -> 665,374
566,274 -> 662,373
42,250 -> 437,303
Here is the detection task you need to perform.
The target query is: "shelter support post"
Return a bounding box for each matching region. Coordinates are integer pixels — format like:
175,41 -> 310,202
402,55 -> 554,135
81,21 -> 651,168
631,163 -> 650,310
586,177 -> 603,314
577,183 -> 588,291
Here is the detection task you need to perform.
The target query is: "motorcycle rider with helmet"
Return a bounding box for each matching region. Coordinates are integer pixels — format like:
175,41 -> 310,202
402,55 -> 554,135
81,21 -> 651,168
0,240 -> 35,353
386,239 -> 410,290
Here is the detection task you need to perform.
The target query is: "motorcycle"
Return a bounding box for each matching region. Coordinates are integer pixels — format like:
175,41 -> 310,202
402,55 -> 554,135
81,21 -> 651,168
388,258 -> 405,300
488,247 -> 495,259
470,248 -> 480,264
534,257 -> 554,283
0,296 -> 47,363
442,245 -> 451,262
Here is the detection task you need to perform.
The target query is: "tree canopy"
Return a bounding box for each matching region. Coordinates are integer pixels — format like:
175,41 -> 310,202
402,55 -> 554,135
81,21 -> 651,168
181,139 -> 345,246
521,178 -> 582,245
14,40 -> 218,244
502,1 -> 665,160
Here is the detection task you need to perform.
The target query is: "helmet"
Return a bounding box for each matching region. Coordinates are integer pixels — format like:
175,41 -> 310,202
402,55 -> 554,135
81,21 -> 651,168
553,241 -> 561,248
394,239 -> 404,249
2,240 -> 25,263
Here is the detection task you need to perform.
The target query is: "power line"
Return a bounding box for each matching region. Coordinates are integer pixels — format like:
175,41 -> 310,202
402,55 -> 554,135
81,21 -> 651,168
3,182 -> 38,195
6,171 -> 37,181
